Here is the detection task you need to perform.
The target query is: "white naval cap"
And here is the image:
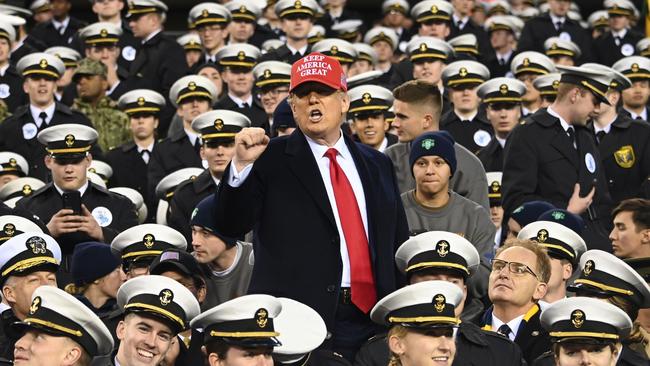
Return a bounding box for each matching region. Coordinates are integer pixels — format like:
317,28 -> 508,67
215,43 -> 261,69
79,22 -> 122,45
274,0 -> 319,18
189,2 -> 231,27
307,24 -> 326,44
17,52 -> 65,79
0,215 -> 43,243
612,55 -> 650,81
605,0 -> 636,16
117,275 -> 201,334
486,171 -> 502,206
110,223 -> 187,263
176,33 -> 202,52
556,64 -> 614,105
312,38 -> 357,64
0,177 -> 45,203
117,89 -> 166,115
37,124 -> 98,157
411,0 -> 454,24
533,73 -> 562,97
0,232 -> 61,284
569,249 -> 650,308
510,51 -> 556,76
0,13 -> 26,29
191,110 -> 251,143
87,171 -> 106,188
109,187 -> 147,224
262,39 -> 284,53
253,60 -> 292,88
382,0 -> 409,14
636,38 -> 650,57
353,43 -> 378,65
364,27 -> 399,50
581,63 -> 632,92
225,0 -> 262,22
29,0 -> 49,14
331,19 -> 363,42
486,0 -> 511,16
88,160 -> 113,181
273,298 -> 327,362
169,75 -> 219,108
346,70 -> 384,89
477,77 -> 527,103
0,4 -> 32,18
512,7 -> 539,21
484,15 -> 524,36
44,46 -> 82,68
544,37 -> 581,60
406,36 -> 454,63
155,167 -> 204,201
348,84 -> 393,117
441,60 -> 490,88
588,10 -> 609,29
0,151 -> 28,177
395,231 -> 480,278
448,34 -> 479,57
518,221 -> 587,265
16,286 -> 114,356
371,281 -> 463,326
0,21 -> 15,43
191,294 -> 283,347
126,0 -> 168,18
540,297 -> 632,342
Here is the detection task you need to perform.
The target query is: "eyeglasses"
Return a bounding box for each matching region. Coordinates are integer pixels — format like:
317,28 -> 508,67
491,258 -> 539,279
260,88 -> 289,97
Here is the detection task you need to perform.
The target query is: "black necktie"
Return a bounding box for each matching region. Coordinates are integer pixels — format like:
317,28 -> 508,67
567,127 -> 577,149
194,139 -> 201,153
39,112 -> 48,128
497,324 -> 512,338
555,21 -> 563,31
242,102 -> 250,109
636,116 -> 644,121
498,58 -> 506,66
456,20 -> 464,29
596,130 -> 606,144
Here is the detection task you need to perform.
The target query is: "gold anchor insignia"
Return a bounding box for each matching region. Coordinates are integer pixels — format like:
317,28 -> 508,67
27,236 -> 47,254
536,229 -> 548,242
137,97 -> 146,106
419,43 -> 428,52
39,59 -> 48,69
143,233 -> 155,248
89,168 -> 96,173
263,69 -> 272,79
65,134 -> 75,147
214,118 -> 224,131
237,51 -> 246,61
255,308 -> 268,328
29,296 -> 41,314
522,58 -> 530,67
500,84 -> 508,95
201,9 -> 209,18
295,0 -> 302,8
431,5 -> 438,13
583,260 -> 594,276
551,43 -> 558,50
3,223 -> 15,236
571,309 -> 585,328
240,5 -> 247,13
9,158 -> 16,167
552,80 -> 560,90
434,294 -> 446,313
459,67 -> 468,78
362,92 -> 372,104
190,175 -> 197,180
490,181 -> 500,192
330,46 -> 338,55
436,240 -> 450,257
188,81 -> 197,91
100,28 -> 108,37
159,289 -> 173,306
631,63 -> 640,73
22,185 -> 32,195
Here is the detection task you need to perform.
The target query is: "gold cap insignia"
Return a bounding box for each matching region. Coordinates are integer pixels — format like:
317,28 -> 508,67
551,43 -> 558,50
29,296 -> 41,314
263,69 -> 271,79
255,308 -> 268,328
552,80 -> 560,90
237,51 -> 246,60
100,28 -> 108,38
522,58 -> 530,67
8,158 -> 16,167
143,233 -> 155,248
434,294 -> 446,313
188,81 -> 197,91
39,59 -> 48,69
3,223 -> 15,236
65,134 -> 75,147
137,97 -> 146,106
159,289 -> 173,306
436,240 -> 449,257
632,63 -> 640,73
490,181 -> 500,192
419,43 -> 428,52
431,5 -> 438,13
88,168 -> 96,174
571,309 -> 585,328
295,0 -> 302,8
240,5 -> 247,13
500,84 -> 509,95
583,260 -> 595,276
362,92 -> 372,104
27,235 -> 47,254
190,175 -> 197,180
214,118 -> 224,131
459,67 -> 468,78
536,229 -> 548,243
201,9 -> 209,18
330,46 -> 338,55
22,184 -> 32,195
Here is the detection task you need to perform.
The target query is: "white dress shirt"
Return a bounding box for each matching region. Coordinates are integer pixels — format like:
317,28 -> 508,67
51,16 -> 70,34
547,106 -> 576,148
30,103 -> 56,128
491,313 -> 524,342
53,181 -> 89,196
229,94 -> 253,108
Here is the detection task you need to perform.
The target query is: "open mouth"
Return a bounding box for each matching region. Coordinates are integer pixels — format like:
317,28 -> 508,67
309,109 -> 323,122
137,348 -> 155,360
431,356 -> 449,363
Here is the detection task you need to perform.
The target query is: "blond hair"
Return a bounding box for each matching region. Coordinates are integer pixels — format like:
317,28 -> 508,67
497,238 -> 552,283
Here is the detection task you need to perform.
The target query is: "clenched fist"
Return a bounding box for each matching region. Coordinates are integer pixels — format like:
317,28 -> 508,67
233,127 -> 270,171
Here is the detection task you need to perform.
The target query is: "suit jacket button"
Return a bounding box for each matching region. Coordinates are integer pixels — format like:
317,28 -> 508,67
326,285 -> 336,292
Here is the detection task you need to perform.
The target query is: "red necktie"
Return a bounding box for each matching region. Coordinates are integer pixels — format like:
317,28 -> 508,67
324,148 -> 376,313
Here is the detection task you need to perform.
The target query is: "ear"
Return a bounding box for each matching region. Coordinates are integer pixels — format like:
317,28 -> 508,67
340,92 -> 350,114
562,263 -> 573,281
208,352 -> 220,366
84,48 -> 92,58
422,113 -> 434,130
533,281 -> 548,301
153,118 -> 160,129
2,284 -> 15,304
61,345 -> 82,366
44,155 -> 53,170
22,80 -> 29,94
116,320 -> 126,341
199,146 -> 206,160
197,285 -> 207,304
176,107 -> 184,118
641,228 -> 650,244
388,334 -> 405,356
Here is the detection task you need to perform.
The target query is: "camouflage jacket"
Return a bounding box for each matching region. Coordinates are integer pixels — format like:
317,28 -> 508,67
72,96 -> 130,151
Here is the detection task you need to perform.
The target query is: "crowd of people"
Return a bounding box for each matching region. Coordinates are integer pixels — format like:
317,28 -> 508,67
0,0 -> 649,365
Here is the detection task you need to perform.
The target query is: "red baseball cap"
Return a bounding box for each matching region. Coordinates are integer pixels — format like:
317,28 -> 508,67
289,52 -> 347,92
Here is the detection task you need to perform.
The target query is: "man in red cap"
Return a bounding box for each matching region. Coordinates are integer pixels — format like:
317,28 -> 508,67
212,52 -> 409,361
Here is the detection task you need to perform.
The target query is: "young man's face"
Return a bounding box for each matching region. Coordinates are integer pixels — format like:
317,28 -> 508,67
23,76 -> 57,107
610,211 -> 649,259
349,60 -> 373,77
517,73 -> 541,104
2,271 -> 57,320
128,13 -> 158,39
222,69 -> 254,99
92,0 -> 124,19
545,258 -> 572,298
228,20 -> 255,43
372,40 -> 394,63
14,330 -> 83,366
0,38 -> 11,64
85,44 -> 120,65
199,66 -> 224,97
260,85 -> 289,116
551,55 -> 575,67
486,103 -> 521,137
490,205 -> 504,227
352,113 -> 389,149
280,15 -> 313,41
130,114 -> 158,140
452,0 -> 475,16
413,60 -> 445,85
0,173 -> 19,189
608,14 -> 629,31
197,24 -> 228,52
383,11 -> 405,28
489,29 -> 513,50
391,99 -> 430,142
209,346 -> 274,366
116,314 -> 173,366
44,154 -> 91,191
418,20 -> 450,39
547,0 -> 571,17
76,74 -> 107,102
200,141 -> 236,179
413,156 -> 451,197
622,80 -> 650,109
177,98 -> 211,124
449,86 -> 480,114
51,0 -> 71,18
192,225 -> 230,263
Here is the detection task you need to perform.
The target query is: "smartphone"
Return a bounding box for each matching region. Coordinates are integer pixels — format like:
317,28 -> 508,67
61,191 -> 82,215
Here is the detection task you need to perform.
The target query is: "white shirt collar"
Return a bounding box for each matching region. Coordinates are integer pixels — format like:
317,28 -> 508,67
491,313 -> 525,341
51,16 -> 70,30
625,107 -> 648,121
452,14 -> 469,25
137,142 -> 154,153
594,115 -> 615,134
456,110 -> 478,122
0,63 -> 8,77
496,136 -> 507,148
185,129 -> 199,146
286,44 -> 308,56
547,106 -> 572,131
142,29 -> 161,44
304,130 -> 349,161
378,137 -> 388,153
550,14 -> 566,25
229,93 -> 253,108
53,180 -> 89,197
30,103 -> 56,128
497,50 -> 512,61
612,28 -> 627,39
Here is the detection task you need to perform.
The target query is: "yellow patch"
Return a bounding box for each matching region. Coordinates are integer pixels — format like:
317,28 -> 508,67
614,145 -> 635,168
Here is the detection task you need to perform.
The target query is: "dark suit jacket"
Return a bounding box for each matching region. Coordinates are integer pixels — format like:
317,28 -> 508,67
0,65 -> 26,113
485,51 -> 516,78
440,109 -> 494,154
0,102 -> 101,181
477,138 -> 504,172
28,16 -> 86,48
168,169 -> 216,243
518,14 -> 593,63
258,44 -> 312,64
450,19 -> 495,64
593,29 -> 644,66
214,130 -> 409,331
214,95 -> 269,132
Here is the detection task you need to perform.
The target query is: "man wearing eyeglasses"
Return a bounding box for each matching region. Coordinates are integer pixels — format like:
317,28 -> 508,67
253,61 -> 291,135
482,239 -> 552,364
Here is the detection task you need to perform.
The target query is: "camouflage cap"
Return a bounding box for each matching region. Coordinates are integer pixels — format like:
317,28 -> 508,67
73,58 -> 107,79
